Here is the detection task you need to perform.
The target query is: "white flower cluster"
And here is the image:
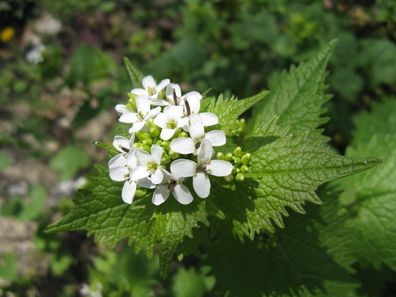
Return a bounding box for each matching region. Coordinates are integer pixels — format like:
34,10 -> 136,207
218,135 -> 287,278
109,75 -> 233,205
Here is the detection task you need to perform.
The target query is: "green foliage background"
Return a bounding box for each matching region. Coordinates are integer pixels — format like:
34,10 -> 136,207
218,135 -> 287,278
1,0 -> 396,296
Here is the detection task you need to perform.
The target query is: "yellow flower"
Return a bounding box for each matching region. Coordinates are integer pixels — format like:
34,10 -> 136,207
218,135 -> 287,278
0,27 -> 15,43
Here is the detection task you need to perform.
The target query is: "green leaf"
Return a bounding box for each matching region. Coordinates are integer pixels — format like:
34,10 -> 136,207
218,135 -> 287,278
0,151 -> 12,173
335,98 -> 396,270
227,120 -> 378,240
205,192 -> 359,297
46,165 -> 219,277
172,268 -> 207,297
206,90 -> 268,134
123,57 -> 144,88
250,41 -> 336,139
50,145 -> 90,180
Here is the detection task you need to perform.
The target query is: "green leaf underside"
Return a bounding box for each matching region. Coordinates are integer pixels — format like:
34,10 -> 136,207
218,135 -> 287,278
206,192 -> 359,297
250,40 -> 336,139
46,165 -> 218,277
227,119 -> 378,240
124,57 -> 144,88
205,90 -> 269,134
335,98 -> 396,270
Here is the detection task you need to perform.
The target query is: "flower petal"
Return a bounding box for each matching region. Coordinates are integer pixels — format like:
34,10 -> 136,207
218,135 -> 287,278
136,96 -> 151,115
204,130 -> 226,146
156,79 -> 170,92
200,112 -> 218,126
130,88 -> 147,97
150,98 -> 170,106
206,160 -> 233,177
137,177 -> 156,189
166,83 -> 181,104
177,117 -> 189,129
170,137 -> 195,154
193,172 -> 211,198
108,154 -> 127,169
151,168 -> 164,184
131,165 -> 150,180
151,144 -> 163,164
170,159 -> 197,177
160,128 -> 176,141
135,149 -> 152,166
147,106 -> 161,119
126,151 -> 138,168
122,180 -> 136,204
129,121 -> 146,133
115,104 -> 128,113
142,75 -> 156,90
164,105 -> 184,120
188,115 -> 205,139
119,111 -> 139,124
113,135 -> 130,152
109,166 -> 128,181
154,113 -> 168,129
173,184 -> 193,205
198,139 -> 213,163
184,94 -> 201,115
152,184 -> 170,206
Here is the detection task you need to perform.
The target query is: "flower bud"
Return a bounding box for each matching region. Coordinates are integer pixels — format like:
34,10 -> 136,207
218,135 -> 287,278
135,189 -> 146,198
216,152 -> 225,160
127,93 -> 137,111
162,141 -> 170,150
150,127 -> 160,138
241,153 -> 251,165
143,139 -> 153,146
224,175 -> 234,182
233,146 -> 243,157
169,150 -> 179,160
225,152 -> 233,161
178,131 -> 188,138
233,157 -> 241,165
235,173 -> 245,182
136,131 -> 151,141
240,165 -> 249,173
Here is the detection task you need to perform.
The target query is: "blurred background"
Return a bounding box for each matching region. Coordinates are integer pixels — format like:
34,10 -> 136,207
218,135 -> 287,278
1,0 -> 396,296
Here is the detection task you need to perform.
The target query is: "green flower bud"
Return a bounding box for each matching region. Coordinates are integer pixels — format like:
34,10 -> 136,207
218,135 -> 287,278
150,127 -> 160,138
142,144 -> 151,152
127,93 -> 137,111
178,131 -> 188,138
156,140 -> 163,146
235,173 -> 245,182
161,154 -> 171,165
233,146 -> 243,157
135,189 -> 146,198
143,139 -> 153,146
233,157 -> 241,165
240,165 -> 249,173
241,153 -> 251,165
169,150 -> 179,160
216,152 -> 225,160
136,131 -> 151,141
236,168 -> 241,173
225,152 -> 233,161
133,143 -> 143,149
224,175 -> 234,182
162,141 -> 170,150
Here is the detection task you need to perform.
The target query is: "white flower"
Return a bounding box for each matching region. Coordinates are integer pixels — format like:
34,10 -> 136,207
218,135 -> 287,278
170,140 -> 233,198
131,75 -> 170,99
153,105 -> 187,140
170,114 -> 226,154
165,83 -> 182,105
151,171 -> 193,206
130,144 -> 166,184
116,96 -> 160,133
26,44 -> 46,64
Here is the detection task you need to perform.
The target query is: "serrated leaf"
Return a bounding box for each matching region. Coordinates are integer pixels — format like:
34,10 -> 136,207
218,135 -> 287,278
46,165 -> 218,277
124,57 -> 144,88
227,121 -> 378,240
205,193 -> 359,297
250,41 -> 336,139
205,90 -> 268,134
335,98 -> 396,271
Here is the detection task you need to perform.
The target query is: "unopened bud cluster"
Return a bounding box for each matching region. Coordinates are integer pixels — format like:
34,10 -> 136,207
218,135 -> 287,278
217,146 -> 251,182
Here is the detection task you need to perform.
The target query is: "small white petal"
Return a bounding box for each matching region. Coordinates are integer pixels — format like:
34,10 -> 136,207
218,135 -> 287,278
206,160 -> 233,177
135,149 -> 152,166
198,139 -> 213,163
164,105 -> 184,120
204,130 -> 226,146
109,166 -> 128,181
156,79 -> 170,92
193,172 -> 211,198
166,84 -> 181,104
150,98 -> 170,106
115,104 -> 128,113
131,88 -> 148,96
113,135 -> 130,152
147,106 -> 161,119
200,112 -> 218,126
160,128 -> 176,141
184,92 -> 201,114
152,184 -> 170,206
142,75 -> 156,90
170,159 -> 197,177
137,177 -> 156,189
151,168 -> 164,184
131,165 -> 151,180
151,145 -> 163,164
126,151 -> 138,168
177,117 -> 189,129
173,184 -> 193,205
154,113 -> 168,129
170,138 -> 195,154
122,180 -> 137,204
136,96 -> 151,115
129,121 -> 146,133
188,115 -> 205,139
119,112 -> 139,124
184,91 -> 202,102
108,154 -> 127,169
